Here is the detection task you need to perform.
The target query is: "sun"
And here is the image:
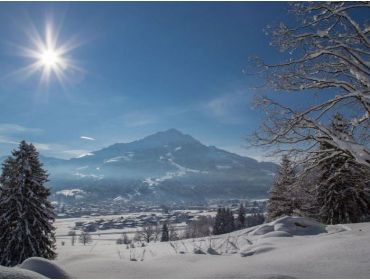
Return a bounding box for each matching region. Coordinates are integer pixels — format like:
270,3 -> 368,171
40,49 -> 60,67
12,19 -> 82,86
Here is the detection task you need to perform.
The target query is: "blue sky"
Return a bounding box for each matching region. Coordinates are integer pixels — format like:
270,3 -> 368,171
0,2 -> 291,160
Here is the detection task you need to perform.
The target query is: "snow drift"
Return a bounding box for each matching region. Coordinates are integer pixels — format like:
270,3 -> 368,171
20,257 -> 70,279
0,265 -> 47,279
249,216 -> 327,237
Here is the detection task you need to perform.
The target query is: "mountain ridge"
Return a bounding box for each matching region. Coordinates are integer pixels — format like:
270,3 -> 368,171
1,129 -> 277,202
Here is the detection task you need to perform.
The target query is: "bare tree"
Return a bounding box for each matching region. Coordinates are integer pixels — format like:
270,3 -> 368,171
68,230 -> 76,246
133,231 -> 141,242
116,233 -> 130,245
153,223 -> 162,242
79,231 -> 92,246
140,223 -> 155,243
184,216 -> 213,239
169,224 -> 179,241
251,2 -> 370,168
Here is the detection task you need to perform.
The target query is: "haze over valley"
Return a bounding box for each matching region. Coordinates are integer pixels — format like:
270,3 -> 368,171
34,129 -> 276,204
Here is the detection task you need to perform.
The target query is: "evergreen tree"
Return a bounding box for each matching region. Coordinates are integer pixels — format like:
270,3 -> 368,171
316,114 -> 370,224
213,208 -> 225,235
267,155 -> 295,221
246,212 -> 265,227
213,208 -> 221,235
213,207 -> 235,235
236,203 -> 246,229
160,223 -> 169,242
0,141 -> 56,266
225,208 -> 235,233
292,166 -> 320,219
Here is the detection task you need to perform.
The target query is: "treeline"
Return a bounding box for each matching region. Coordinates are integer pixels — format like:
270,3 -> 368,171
113,204 -> 265,245
267,114 -> 370,225
213,205 -> 264,235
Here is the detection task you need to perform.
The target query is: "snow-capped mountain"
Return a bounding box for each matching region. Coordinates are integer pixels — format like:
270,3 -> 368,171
14,129 -> 278,202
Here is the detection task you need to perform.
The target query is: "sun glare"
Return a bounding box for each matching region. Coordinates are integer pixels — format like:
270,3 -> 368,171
40,49 -> 60,67
13,19 -> 82,86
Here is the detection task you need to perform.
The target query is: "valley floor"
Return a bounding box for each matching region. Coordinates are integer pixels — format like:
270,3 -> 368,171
52,217 -> 370,279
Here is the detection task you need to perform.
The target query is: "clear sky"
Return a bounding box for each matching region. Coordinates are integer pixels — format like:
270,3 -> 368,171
0,2 -> 291,160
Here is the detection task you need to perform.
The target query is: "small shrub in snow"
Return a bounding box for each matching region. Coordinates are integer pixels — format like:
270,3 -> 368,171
206,247 -> 220,255
193,248 -> 206,255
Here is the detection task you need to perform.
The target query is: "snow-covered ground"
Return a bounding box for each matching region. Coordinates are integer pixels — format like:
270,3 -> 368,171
2,216 -> 370,278
53,216 -> 370,278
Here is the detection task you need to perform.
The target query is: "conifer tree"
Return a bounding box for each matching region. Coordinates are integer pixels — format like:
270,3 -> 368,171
160,223 -> 169,242
292,166 -> 320,219
213,207 -> 235,235
236,203 -> 246,229
225,208 -> 235,233
316,114 -> 370,224
213,208 -> 225,235
267,155 -> 295,221
0,141 -> 56,266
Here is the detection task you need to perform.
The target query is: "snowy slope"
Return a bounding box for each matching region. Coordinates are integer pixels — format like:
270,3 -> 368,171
49,216 -> 370,278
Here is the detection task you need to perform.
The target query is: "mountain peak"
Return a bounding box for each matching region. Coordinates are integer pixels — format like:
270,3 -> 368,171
162,128 -> 183,135
89,129 -> 201,159
141,128 -> 199,146
154,128 -> 189,138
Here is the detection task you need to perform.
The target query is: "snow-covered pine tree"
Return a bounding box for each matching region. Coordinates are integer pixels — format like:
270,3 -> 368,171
0,141 -> 56,266
316,114 -> 370,224
292,166 -> 320,219
160,223 -> 169,242
267,155 -> 295,221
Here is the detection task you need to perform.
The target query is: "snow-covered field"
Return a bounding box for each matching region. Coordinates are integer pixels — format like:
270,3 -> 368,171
2,216 -> 370,278
51,216 -> 370,278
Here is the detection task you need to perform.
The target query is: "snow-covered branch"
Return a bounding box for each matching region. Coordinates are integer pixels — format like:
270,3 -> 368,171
251,2 -> 370,168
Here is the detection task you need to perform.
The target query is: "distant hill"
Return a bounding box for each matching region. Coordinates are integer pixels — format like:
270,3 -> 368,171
1,129 -> 278,202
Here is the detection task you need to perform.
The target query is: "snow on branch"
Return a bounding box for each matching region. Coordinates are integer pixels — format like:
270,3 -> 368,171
250,2 -> 370,168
